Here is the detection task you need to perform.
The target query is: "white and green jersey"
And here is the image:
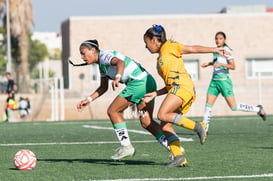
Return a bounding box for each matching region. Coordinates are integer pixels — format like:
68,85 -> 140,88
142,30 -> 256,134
212,45 -> 233,80
98,50 -> 148,83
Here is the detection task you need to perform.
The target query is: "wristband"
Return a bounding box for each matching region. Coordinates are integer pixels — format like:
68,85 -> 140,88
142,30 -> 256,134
115,74 -> 121,78
86,96 -> 93,102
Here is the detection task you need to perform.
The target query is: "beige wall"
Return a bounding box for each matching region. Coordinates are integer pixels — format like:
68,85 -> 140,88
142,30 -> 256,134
61,13 -> 273,119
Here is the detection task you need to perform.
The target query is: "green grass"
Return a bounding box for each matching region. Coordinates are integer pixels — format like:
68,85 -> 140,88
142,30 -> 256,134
0,115 -> 272,181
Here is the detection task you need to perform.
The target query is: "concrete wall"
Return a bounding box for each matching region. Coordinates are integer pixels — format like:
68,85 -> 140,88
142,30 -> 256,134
60,13 -> 273,120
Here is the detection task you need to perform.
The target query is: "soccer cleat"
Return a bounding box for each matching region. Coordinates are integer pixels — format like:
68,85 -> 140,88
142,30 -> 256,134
194,122 -> 207,144
257,105 -> 266,121
111,144 -> 135,160
167,155 -> 187,168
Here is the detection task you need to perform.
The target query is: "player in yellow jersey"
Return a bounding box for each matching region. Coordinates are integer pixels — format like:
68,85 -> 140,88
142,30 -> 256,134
142,24 -> 227,167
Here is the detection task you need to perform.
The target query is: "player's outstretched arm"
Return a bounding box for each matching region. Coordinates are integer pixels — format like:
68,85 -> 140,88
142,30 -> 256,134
182,45 -> 228,57
77,77 -> 109,112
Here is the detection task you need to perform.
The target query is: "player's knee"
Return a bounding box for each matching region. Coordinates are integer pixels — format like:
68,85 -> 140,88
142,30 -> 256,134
107,107 -> 115,117
157,111 -> 167,122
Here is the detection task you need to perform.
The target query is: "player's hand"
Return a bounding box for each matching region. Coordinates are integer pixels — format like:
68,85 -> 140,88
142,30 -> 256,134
215,47 -> 230,57
142,91 -> 157,103
213,63 -> 222,68
76,99 -> 89,112
112,78 -> 120,91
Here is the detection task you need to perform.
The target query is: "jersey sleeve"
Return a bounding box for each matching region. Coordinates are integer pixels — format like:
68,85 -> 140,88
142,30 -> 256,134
169,41 -> 184,58
225,46 -> 234,60
99,51 -> 115,65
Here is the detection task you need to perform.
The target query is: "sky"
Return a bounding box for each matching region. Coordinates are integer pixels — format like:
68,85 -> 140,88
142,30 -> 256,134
32,0 -> 273,32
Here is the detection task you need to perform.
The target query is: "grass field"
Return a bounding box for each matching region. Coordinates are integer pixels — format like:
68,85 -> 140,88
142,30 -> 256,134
0,115 -> 272,181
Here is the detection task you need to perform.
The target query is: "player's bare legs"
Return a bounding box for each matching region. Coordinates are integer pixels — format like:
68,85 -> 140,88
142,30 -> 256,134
156,94 -> 205,167
225,96 -> 266,121
203,94 -> 267,135
107,96 -> 135,160
108,96 -> 174,160
158,94 -> 206,145
138,101 -> 183,158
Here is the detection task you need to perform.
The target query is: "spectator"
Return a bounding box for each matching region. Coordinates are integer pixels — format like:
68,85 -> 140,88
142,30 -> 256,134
4,92 -> 17,122
18,97 -> 30,119
6,72 -> 17,94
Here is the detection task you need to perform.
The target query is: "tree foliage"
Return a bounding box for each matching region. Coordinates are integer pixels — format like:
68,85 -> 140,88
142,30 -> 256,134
28,38 -> 49,74
0,31 -> 49,78
0,0 -> 34,93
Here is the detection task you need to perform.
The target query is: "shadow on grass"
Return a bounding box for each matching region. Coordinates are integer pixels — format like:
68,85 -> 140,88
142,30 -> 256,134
38,158 -> 165,166
250,146 -> 273,150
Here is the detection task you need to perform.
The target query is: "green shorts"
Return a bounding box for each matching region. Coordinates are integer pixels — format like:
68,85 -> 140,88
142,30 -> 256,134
119,74 -> 157,104
207,77 -> 234,97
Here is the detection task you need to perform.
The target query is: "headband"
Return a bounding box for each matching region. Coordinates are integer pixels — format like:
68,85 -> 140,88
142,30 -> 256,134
83,41 -> 98,48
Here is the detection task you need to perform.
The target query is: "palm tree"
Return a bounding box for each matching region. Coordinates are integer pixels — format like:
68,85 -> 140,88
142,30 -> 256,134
0,0 -> 33,93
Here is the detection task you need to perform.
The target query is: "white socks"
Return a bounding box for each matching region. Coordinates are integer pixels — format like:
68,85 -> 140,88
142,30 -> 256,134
233,103 -> 260,112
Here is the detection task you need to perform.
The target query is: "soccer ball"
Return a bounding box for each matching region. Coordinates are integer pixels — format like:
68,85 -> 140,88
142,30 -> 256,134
14,149 -> 37,170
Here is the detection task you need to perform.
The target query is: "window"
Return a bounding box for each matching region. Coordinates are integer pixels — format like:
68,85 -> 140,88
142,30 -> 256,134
246,58 -> 273,79
184,59 -> 199,81
89,64 -> 100,82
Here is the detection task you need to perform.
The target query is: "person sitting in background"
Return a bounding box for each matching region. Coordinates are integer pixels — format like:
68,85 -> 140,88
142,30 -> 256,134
4,92 -> 17,122
18,97 -> 30,119
26,97 -> 31,114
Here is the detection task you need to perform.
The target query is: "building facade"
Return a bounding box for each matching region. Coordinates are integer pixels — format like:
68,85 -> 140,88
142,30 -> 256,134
61,12 -> 273,119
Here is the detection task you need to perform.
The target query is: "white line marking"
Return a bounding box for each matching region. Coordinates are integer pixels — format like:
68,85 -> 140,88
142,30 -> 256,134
0,124 -> 192,146
91,173 -> 273,181
33,121 -> 109,125
83,125 -> 193,142
83,125 -> 152,135
0,140 -> 158,147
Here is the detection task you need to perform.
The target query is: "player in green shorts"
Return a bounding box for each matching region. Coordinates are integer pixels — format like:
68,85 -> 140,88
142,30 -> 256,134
201,32 -> 266,133
75,39 -> 179,161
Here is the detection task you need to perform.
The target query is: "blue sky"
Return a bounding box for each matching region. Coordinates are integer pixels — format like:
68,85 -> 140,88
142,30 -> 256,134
32,0 -> 273,32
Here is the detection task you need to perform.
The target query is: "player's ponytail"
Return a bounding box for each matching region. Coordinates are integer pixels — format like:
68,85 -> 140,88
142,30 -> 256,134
144,24 -> 167,43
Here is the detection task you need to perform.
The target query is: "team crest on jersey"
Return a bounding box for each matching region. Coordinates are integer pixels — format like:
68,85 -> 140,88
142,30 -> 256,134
159,59 -> 164,66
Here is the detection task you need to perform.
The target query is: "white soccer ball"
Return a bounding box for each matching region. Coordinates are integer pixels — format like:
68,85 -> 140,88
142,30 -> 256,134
14,149 -> 37,170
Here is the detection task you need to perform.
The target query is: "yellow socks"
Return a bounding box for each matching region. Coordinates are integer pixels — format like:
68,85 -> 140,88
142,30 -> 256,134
172,114 -> 196,130
166,133 -> 183,157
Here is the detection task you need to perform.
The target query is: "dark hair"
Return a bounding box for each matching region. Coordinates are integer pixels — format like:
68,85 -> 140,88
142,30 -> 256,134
144,24 -> 167,43
215,31 -> 232,49
215,31 -> 226,39
80,39 -> 100,51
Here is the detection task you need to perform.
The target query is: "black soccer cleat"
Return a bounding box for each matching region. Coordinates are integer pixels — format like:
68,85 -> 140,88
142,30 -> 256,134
257,105 -> 266,121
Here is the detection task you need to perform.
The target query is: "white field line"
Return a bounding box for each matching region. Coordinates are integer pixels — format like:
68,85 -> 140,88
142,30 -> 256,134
0,124 -> 193,147
82,125 -> 193,142
32,115 -> 258,126
33,121 -> 110,125
0,140 -> 157,147
91,173 -> 273,181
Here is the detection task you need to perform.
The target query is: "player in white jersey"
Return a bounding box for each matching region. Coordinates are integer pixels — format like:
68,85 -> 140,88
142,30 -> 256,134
76,40 -> 178,161
201,32 -> 266,133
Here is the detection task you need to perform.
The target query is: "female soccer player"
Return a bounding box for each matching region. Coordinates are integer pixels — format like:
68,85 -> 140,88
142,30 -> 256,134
76,40 -> 178,161
201,31 -> 266,133
142,24 -> 227,167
